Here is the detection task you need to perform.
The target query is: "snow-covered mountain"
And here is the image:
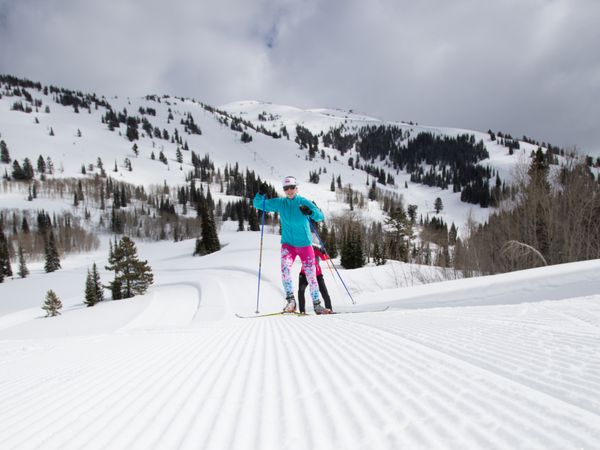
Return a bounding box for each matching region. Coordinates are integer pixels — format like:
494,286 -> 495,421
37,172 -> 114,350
2,76 -> 599,449
0,76 -> 544,235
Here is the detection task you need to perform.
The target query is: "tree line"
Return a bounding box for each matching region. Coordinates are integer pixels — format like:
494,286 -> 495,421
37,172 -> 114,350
454,150 -> 600,275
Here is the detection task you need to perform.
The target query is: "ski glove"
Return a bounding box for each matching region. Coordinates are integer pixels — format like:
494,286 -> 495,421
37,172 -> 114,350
299,205 -> 312,216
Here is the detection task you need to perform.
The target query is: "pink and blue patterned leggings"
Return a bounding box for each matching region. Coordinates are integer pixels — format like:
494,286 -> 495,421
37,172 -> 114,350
281,244 -> 320,303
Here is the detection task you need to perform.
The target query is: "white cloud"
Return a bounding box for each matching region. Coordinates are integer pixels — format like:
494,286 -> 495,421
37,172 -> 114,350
0,0 -> 599,153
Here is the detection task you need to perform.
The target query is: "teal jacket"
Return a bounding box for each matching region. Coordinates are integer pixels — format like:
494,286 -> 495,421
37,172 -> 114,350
253,193 -> 324,247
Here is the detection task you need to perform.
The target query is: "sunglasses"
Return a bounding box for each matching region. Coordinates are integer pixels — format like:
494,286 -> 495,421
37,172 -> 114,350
283,185 -> 297,191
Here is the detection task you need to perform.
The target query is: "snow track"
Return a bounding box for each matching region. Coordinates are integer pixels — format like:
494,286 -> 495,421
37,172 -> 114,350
1,297 -> 599,449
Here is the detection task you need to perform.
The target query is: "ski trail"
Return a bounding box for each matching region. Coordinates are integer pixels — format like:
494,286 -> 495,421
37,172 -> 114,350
342,305 -> 600,415
1,299 -> 599,448
333,312 -> 600,447
136,327 -> 248,449
0,335 -> 178,448
117,285 -> 199,331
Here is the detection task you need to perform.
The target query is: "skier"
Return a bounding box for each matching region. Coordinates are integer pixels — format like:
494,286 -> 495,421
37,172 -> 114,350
298,244 -> 333,314
253,176 -> 332,314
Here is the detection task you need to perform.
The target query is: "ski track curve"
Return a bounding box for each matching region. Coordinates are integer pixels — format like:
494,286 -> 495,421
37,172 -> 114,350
1,300 -> 599,448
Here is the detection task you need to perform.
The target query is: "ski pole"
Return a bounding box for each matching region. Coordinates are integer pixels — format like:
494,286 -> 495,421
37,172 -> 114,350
255,197 -> 266,313
307,219 -> 356,305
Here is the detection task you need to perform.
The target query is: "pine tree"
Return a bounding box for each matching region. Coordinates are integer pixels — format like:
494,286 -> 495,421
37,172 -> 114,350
106,236 -> 153,299
92,262 -> 103,302
84,269 -> 97,306
372,240 -> 386,266
0,140 -> 10,163
42,290 -> 62,317
22,158 -> 34,180
0,228 -> 12,279
84,263 -> 103,306
200,208 -> 221,254
248,207 -> 260,231
434,197 -> 444,214
11,160 -> 24,179
17,243 -> 28,278
37,155 -> 46,173
340,224 -> 365,269
106,238 -> 121,299
449,223 -> 458,245
385,205 -> 412,262
44,231 -> 61,272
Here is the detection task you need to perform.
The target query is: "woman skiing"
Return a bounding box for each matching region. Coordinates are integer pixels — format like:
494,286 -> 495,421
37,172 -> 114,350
253,176 -> 332,314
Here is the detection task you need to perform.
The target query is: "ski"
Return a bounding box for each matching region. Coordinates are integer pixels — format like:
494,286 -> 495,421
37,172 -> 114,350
331,306 -> 389,315
235,311 -> 295,319
236,306 -> 389,318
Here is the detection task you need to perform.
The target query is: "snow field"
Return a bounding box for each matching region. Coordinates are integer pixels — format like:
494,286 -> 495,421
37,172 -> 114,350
0,230 -> 599,449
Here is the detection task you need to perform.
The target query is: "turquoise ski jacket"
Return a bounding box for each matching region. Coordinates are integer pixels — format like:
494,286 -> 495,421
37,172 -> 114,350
253,193 -> 324,247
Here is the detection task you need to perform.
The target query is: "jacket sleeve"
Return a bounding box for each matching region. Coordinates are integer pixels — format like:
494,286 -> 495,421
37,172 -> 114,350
253,193 -> 281,213
300,198 -> 324,222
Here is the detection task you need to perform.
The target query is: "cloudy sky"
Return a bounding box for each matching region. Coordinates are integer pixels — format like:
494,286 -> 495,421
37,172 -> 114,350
1,0 -> 599,155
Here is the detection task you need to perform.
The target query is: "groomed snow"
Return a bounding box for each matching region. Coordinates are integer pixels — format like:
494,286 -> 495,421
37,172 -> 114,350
2,82 -> 600,449
0,231 -> 599,449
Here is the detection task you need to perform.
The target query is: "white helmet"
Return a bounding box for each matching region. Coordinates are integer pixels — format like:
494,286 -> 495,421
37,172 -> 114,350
282,176 -> 297,187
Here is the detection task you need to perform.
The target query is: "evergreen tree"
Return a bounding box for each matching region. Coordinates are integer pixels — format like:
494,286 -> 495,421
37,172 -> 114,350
22,158 -> 34,180
0,140 -> 10,163
92,262 -> 103,302
434,197 -> 444,214
340,224 -> 365,269
84,263 -> 103,307
110,278 -> 123,300
372,240 -> 386,266
84,269 -> 98,306
407,204 -> 418,223
200,208 -> 221,254
37,155 -> 46,173
449,223 -> 458,245
42,290 -> 62,317
11,160 -> 24,179
0,228 -> 12,278
17,243 -> 28,278
106,236 -> 153,299
385,205 -> 412,262
44,231 -> 61,272
368,180 -> 377,201
248,207 -> 260,231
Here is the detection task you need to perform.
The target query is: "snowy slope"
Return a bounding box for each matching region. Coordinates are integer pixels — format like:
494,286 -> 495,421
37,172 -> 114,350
0,231 -> 599,449
0,80 -> 542,235
2,79 -> 600,449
